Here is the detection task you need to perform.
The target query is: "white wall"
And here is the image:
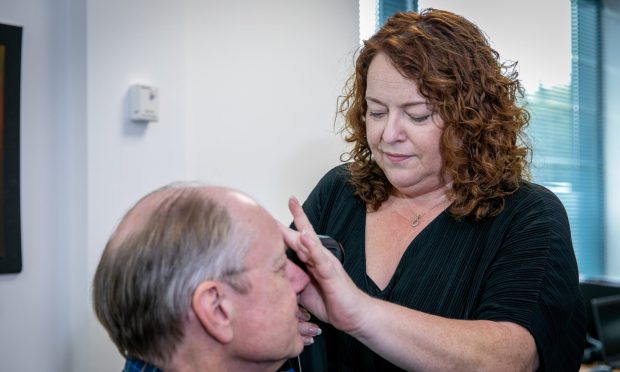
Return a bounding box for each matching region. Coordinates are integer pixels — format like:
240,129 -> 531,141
185,1 -> 356,222
0,1 -> 358,371
85,1 -> 190,370
0,0 -> 86,371
603,0 -> 620,278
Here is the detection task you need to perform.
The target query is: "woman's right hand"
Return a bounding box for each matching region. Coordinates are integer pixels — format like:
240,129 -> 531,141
280,197 -> 370,335
297,307 -> 322,345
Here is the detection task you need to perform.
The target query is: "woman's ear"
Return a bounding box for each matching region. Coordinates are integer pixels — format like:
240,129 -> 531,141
192,281 -> 235,344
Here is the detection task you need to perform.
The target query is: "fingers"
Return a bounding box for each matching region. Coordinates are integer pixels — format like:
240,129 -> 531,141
286,196 -> 323,260
296,307 -> 311,321
279,223 -> 311,264
298,321 -> 322,345
288,196 -> 317,235
297,305 -> 321,345
280,215 -> 330,276
299,230 -> 319,268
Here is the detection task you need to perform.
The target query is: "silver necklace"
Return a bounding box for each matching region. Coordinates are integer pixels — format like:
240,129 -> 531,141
410,214 -> 423,227
403,197 -> 449,228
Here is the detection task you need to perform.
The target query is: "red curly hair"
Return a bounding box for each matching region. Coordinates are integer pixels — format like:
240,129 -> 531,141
339,8 -> 531,221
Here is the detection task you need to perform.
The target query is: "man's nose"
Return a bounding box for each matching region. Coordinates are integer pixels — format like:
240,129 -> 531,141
287,260 -> 310,293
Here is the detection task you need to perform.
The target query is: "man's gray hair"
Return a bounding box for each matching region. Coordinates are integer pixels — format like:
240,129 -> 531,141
92,183 -> 251,364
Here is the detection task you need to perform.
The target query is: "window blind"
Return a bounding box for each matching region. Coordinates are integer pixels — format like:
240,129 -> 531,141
377,0 -> 417,28
530,0 -> 603,276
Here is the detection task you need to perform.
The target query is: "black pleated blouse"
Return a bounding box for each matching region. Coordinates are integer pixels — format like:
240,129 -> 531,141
294,164 -> 586,372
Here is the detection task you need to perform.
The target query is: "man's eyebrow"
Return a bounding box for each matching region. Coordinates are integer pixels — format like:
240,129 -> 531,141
220,267 -> 249,278
273,252 -> 287,267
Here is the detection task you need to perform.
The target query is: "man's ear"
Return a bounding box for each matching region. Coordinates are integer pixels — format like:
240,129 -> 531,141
192,281 -> 235,344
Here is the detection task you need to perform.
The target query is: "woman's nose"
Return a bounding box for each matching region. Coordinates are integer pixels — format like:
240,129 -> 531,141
382,112 -> 406,143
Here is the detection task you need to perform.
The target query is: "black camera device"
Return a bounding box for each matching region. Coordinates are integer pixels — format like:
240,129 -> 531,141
317,235 -> 345,263
288,234 -> 344,270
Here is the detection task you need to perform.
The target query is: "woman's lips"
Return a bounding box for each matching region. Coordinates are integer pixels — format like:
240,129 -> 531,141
384,152 -> 411,163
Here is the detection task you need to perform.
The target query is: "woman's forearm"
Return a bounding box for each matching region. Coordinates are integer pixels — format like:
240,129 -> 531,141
350,296 -> 539,371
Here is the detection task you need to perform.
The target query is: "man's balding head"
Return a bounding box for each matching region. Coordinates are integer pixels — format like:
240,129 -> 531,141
93,184 -> 256,362
92,183 -> 308,371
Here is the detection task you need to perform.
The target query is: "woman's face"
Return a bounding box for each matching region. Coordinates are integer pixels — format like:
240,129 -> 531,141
365,53 -> 446,196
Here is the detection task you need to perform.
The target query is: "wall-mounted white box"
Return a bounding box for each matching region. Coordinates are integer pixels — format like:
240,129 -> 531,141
130,84 -> 159,122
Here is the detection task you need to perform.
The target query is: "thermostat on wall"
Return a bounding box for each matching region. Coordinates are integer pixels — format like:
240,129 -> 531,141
130,84 -> 159,122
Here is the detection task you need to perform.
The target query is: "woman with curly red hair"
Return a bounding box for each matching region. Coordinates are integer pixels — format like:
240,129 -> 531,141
283,8 -> 586,371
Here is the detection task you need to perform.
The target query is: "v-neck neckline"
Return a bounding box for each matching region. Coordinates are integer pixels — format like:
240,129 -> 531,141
362,208 -> 446,295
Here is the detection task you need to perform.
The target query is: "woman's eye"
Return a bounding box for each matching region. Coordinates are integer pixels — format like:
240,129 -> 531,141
408,114 -> 432,123
368,111 -> 386,119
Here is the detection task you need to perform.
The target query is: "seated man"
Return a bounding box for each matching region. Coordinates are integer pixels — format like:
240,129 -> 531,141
92,183 -> 310,372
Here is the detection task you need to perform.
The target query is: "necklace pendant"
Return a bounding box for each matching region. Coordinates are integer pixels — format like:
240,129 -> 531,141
411,214 -> 421,227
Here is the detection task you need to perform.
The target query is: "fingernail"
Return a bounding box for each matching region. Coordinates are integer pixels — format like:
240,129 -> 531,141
297,309 -> 311,321
303,336 -> 314,345
308,326 -> 322,336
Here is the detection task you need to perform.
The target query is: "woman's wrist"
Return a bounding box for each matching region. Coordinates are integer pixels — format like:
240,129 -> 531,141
344,292 -> 380,341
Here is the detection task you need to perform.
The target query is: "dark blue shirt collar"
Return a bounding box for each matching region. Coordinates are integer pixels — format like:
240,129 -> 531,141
123,357 -> 162,372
